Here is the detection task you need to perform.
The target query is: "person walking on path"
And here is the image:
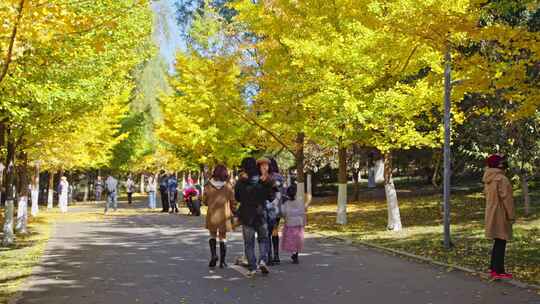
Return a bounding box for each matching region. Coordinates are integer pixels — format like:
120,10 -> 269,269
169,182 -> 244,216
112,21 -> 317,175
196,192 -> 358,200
159,172 -> 170,213
95,176 -> 104,201
281,183 -> 305,264
58,176 -> 69,213
235,157 -> 274,276
125,175 -> 135,205
267,157 -> 284,265
105,175 -> 119,213
203,165 -> 236,268
168,173 -> 179,213
147,175 -> 157,209
483,154 -> 515,280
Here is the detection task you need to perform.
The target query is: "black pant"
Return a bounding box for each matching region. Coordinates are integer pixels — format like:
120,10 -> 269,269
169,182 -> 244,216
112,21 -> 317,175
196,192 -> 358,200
127,192 -> 133,204
490,238 -> 507,273
160,187 -> 169,211
169,191 -> 178,212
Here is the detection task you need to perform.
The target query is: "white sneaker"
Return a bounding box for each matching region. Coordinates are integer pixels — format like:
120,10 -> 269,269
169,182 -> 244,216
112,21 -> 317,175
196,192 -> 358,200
246,270 -> 257,278
259,261 -> 270,274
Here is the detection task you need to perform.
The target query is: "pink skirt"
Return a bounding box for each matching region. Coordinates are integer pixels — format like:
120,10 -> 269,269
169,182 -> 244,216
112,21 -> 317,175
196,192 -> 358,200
281,226 -> 304,253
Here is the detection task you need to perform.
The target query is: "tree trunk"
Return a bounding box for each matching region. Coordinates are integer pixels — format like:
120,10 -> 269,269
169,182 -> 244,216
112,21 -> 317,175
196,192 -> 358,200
16,152 -> 29,234
306,172 -> 312,207
384,152 -> 402,231
140,174 -> 145,194
295,132 -> 305,205
521,174 -> 530,216
336,146 -> 348,225
47,171 -> 54,209
30,162 -> 39,216
353,168 -> 360,201
83,173 -> 89,202
2,137 -> 16,245
442,47 -> 452,248
432,152 -> 441,188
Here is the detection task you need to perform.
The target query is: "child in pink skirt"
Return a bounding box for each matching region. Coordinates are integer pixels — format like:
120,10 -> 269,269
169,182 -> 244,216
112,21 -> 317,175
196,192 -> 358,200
281,183 -> 305,264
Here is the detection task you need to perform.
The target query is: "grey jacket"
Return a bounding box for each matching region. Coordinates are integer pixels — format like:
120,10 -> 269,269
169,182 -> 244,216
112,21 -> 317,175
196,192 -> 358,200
282,198 -> 306,227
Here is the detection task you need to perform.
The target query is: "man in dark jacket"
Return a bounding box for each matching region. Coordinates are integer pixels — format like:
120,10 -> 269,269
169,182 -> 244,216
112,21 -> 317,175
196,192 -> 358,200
159,172 -> 169,213
235,157 -> 274,276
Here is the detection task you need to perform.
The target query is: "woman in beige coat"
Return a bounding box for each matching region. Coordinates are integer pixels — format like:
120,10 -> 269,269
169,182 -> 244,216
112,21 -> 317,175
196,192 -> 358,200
483,154 -> 515,279
203,165 -> 236,268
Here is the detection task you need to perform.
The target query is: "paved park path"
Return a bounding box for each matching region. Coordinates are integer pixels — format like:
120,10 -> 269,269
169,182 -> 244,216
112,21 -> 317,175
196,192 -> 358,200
13,201 -> 540,304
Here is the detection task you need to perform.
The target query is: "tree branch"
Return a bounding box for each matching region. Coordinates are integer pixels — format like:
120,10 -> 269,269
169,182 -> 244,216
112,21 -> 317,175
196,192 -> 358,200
223,100 -> 295,155
0,0 -> 26,85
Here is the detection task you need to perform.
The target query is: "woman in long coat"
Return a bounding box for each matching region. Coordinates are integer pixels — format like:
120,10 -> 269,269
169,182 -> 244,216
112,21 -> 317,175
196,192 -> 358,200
483,154 -> 515,279
203,165 -> 236,268
58,176 -> 69,213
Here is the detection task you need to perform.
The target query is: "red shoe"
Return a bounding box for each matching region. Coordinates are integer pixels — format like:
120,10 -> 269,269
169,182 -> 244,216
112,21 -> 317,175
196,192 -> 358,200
498,273 -> 513,279
491,272 -> 513,279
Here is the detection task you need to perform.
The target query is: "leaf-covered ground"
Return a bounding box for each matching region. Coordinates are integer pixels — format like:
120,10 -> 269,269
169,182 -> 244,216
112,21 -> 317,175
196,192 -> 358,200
306,186 -> 540,285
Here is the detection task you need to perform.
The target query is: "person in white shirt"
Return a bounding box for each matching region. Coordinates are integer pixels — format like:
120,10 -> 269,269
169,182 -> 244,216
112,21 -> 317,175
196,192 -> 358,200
126,175 -> 135,204
147,175 -> 157,209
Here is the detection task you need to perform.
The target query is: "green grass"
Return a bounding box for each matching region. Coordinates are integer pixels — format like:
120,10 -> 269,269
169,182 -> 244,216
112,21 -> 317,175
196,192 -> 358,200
306,187 -> 540,285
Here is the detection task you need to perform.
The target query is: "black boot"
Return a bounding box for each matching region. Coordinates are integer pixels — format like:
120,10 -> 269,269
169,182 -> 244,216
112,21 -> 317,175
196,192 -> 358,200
219,241 -> 228,268
272,235 -> 280,264
291,252 -> 299,264
209,239 -> 218,268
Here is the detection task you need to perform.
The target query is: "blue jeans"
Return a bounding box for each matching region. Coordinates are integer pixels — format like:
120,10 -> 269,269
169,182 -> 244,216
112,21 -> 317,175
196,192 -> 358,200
148,191 -> 156,209
105,192 -> 117,212
242,224 -> 269,271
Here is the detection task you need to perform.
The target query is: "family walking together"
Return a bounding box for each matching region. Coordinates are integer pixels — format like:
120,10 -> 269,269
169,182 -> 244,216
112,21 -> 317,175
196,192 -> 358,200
204,157 -> 306,277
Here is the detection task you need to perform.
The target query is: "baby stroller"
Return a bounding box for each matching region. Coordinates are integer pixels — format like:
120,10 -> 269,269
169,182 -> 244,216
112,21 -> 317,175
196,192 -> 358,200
183,187 -> 201,216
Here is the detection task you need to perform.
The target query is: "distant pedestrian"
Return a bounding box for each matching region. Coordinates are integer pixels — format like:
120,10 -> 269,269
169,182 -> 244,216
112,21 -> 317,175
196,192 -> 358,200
281,183 -> 305,264
105,175 -> 118,213
159,172 -> 169,212
147,175 -> 157,209
483,154 -> 515,280
126,175 -> 135,204
95,176 -> 104,201
58,176 -> 69,213
203,165 -> 236,268
168,173 -> 179,213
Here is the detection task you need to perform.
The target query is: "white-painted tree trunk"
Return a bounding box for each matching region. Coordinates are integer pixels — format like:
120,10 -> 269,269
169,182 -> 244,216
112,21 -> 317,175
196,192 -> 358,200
336,183 -> 348,225
297,182 -> 305,206
384,153 -> 402,231
287,174 -> 292,188
47,173 -> 54,209
140,174 -> 145,194
83,176 -> 89,202
375,159 -> 384,183
47,190 -> 53,209
16,195 -> 28,234
306,173 -> 313,207
2,198 -> 15,246
200,172 -> 205,197
385,182 -> 402,231
31,185 -> 39,217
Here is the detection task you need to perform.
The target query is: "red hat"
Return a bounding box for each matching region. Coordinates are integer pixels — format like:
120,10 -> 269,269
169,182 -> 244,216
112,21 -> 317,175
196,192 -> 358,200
486,154 -> 504,168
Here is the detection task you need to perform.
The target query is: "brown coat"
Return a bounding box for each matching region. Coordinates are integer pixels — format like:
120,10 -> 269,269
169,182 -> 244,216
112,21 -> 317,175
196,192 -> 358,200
483,168 -> 515,241
203,180 -> 236,233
